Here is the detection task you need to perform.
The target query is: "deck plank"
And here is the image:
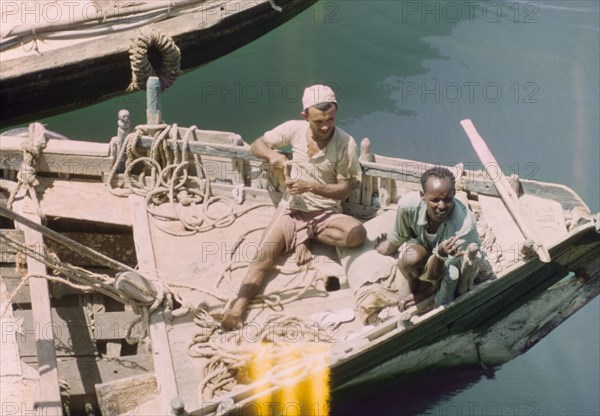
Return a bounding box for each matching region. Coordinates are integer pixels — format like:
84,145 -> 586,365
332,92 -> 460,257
0,276 -> 41,416
130,195 -> 180,414
37,179 -> 132,226
12,196 -> 63,414
479,195 -> 525,263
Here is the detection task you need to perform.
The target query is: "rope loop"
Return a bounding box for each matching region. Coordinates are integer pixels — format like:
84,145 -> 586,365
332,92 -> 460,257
127,30 -> 182,92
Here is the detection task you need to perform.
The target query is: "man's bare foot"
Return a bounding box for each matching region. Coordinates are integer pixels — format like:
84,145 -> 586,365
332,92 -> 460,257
210,310 -> 244,330
398,294 -> 416,311
295,242 -> 312,265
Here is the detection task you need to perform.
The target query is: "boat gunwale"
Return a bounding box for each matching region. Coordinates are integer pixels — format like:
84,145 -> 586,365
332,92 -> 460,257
0,132 -> 593,214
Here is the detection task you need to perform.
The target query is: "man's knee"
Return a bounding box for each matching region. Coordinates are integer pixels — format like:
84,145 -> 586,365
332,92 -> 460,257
345,223 -> 367,247
398,243 -> 428,269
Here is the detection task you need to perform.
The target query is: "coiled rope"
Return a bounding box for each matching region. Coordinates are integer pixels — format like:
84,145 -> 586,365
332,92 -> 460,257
107,124 -> 273,236
127,30 -> 182,92
189,310 -> 335,401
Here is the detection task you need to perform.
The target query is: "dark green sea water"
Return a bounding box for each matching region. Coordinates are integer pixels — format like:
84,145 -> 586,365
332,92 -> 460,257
9,1 -> 599,415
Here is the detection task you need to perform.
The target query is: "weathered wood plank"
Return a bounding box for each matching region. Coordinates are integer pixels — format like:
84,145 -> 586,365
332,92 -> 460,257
130,195 -> 180,413
95,373 -> 158,416
461,119 -> 550,262
36,178 -> 132,226
13,308 -> 97,358
0,136 -> 110,156
0,136 -> 114,177
0,266 -> 30,304
0,266 -> 122,304
12,196 -> 63,413
13,307 -> 144,356
479,195 -> 525,262
91,311 -> 144,341
1,230 -> 136,267
1,276 -> 40,416
139,136 -> 258,162
22,355 -> 154,398
378,178 -> 393,208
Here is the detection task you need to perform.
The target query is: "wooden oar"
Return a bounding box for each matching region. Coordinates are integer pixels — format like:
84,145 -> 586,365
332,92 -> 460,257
460,119 -> 551,263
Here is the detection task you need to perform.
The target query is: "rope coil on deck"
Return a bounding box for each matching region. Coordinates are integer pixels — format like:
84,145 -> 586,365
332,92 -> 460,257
189,310 -> 336,401
127,30 -> 182,92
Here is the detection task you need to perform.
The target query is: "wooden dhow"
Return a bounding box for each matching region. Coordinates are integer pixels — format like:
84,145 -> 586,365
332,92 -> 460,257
1,81 -> 598,415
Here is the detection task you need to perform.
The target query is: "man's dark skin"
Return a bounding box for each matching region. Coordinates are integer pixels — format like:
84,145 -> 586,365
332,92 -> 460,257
375,175 -> 465,310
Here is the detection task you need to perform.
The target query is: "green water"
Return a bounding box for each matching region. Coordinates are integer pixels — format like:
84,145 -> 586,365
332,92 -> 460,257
11,1 -> 600,414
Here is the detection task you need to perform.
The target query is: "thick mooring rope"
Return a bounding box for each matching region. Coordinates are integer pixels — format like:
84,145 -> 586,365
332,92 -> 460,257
127,30 -> 182,92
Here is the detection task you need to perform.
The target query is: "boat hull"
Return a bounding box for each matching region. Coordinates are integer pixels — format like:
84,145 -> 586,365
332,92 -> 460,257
0,0 -> 317,127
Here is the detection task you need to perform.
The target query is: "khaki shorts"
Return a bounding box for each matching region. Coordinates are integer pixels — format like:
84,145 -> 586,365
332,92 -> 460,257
278,208 -> 348,252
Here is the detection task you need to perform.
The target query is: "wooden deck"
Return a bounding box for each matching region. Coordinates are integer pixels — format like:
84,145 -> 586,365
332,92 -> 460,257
122,189 -> 362,413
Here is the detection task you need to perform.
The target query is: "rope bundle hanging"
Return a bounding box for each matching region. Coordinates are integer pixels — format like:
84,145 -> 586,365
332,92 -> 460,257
127,30 -> 182,92
6,122 -> 49,220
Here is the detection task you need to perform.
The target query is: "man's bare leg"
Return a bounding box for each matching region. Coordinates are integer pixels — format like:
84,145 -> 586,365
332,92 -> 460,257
397,243 -> 431,310
314,216 -> 366,248
218,221 -> 286,330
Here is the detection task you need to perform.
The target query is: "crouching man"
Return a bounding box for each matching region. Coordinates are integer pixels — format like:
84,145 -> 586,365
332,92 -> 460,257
375,167 -> 480,311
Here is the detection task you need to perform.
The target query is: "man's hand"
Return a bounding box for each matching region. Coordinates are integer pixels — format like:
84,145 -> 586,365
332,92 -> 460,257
436,236 -> 465,258
375,233 -> 387,251
375,233 -> 399,256
285,179 -> 313,195
269,152 -> 289,170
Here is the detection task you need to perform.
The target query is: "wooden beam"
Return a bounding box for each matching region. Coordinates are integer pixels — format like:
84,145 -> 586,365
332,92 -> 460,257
359,138 -> 374,206
0,136 -> 113,177
460,119 -> 551,262
138,136 -> 258,162
12,196 -> 63,414
130,195 -> 180,413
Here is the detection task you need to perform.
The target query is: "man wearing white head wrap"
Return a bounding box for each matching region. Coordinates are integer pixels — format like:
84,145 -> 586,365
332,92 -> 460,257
215,84 -> 366,330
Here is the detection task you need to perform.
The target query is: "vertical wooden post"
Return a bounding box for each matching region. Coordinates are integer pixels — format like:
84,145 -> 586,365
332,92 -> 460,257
112,109 -> 132,172
379,178 -> 393,208
230,134 -> 248,186
146,76 -> 162,125
117,109 -> 131,148
359,138 -> 374,206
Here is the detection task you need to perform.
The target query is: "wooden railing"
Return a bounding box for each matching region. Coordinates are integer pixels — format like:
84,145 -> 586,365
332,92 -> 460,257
0,131 -> 588,212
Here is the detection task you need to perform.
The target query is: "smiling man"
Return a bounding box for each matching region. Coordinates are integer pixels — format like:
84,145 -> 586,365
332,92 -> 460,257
216,84 -> 366,330
375,167 -> 480,310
